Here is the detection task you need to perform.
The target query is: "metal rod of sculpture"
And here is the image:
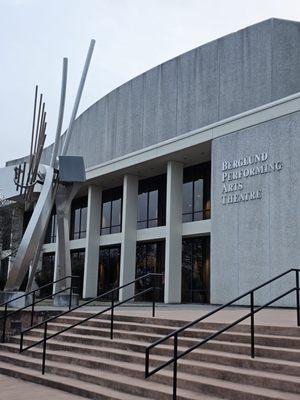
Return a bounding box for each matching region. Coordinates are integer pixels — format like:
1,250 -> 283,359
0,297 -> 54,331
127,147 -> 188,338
5,39 -> 95,292
4,84 -> 49,290
25,58 -> 68,292
54,39 -> 95,293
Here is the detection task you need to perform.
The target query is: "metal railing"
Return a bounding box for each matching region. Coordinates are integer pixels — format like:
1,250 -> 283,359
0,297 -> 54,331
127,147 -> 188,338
182,207 -> 211,222
0,275 -> 78,343
20,272 -> 163,374
145,268 -> 300,399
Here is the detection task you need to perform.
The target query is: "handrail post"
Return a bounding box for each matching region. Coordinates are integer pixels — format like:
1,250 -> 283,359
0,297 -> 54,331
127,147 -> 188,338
110,296 -> 114,340
173,333 -> 178,400
20,331 -> 23,353
296,270 -> 300,327
42,322 -> 47,375
145,348 -> 149,378
250,291 -> 255,358
152,286 -> 156,318
31,292 -> 35,327
2,303 -> 7,343
69,279 -> 73,311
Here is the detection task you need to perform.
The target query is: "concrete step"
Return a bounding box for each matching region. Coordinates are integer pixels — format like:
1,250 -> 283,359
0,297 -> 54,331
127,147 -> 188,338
0,361 -> 151,400
5,337 -> 300,377
67,312 -> 300,337
1,343 -> 300,395
54,316 -> 300,348
0,350 -> 298,400
2,312 -> 299,400
23,326 -> 300,362
0,353 -> 218,400
28,321 -> 300,352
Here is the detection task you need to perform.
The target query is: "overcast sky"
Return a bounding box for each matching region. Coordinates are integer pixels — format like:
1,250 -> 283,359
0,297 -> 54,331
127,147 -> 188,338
1,0 -> 300,167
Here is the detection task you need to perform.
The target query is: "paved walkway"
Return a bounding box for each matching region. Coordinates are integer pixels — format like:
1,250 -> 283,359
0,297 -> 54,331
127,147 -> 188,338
113,304 -> 298,326
0,375 -> 85,400
30,303 -> 298,327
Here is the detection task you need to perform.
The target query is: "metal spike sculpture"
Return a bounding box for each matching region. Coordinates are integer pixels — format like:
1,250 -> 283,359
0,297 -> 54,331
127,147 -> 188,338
14,87 -> 48,207
4,40 -> 95,293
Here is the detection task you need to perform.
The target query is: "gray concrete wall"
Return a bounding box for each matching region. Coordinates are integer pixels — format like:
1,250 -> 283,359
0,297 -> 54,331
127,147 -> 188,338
211,111 -> 300,307
7,18 -> 300,169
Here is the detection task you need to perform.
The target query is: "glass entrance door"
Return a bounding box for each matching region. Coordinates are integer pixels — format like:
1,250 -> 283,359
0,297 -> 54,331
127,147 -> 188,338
71,249 -> 85,298
36,253 -> 55,298
135,241 -> 165,301
98,246 -> 121,299
182,237 -> 210,303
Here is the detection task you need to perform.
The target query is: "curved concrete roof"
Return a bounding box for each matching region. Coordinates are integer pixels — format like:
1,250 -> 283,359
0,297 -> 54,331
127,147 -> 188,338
7,18 -> 300,170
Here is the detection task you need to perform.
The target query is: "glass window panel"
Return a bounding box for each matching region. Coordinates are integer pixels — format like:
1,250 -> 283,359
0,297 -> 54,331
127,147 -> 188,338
148,219 -> 158,228
148,190 -> 158,220
194,179 -> 204,212
181,238 -> 210,303
204,207 -> 211,220
182,181 -> 193,215
74,208 -> 81,235
183,163 -> 211,222
102,202 -> 111,229
138,175 -> 166,228
98,246 -> 120,299
182,240 -> 193,289
110,248 -> 120,289
192,240 -> 203,291
45,212 -> 56,243
137,221 -> 147,230
136,244 -> 147,276
182,213 -> 193,223
135,241 -> 165,302
99,248 -> 109,292
111,198 -> 121,227
71,250 -> 85,297
137,192 -> 147,222
44,223 -> 51,244
193,211 -> 203,221
110,225 -> 121,234
51,214 -> 57,242
36,253 -> 55,297
146,243 -> 157,274
101,227 -> 110,235
80,207 -> 87,237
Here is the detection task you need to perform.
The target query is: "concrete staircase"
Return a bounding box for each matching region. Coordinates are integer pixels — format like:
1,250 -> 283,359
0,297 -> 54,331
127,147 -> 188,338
0,312 -> 299,399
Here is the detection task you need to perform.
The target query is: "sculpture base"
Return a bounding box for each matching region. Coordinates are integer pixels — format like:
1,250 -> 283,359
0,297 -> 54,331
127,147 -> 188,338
53,293 -> 79,307
0,291 -> 32,308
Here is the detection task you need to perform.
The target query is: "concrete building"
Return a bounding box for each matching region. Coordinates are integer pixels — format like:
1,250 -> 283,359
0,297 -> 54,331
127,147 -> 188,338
2,18 -> 300,306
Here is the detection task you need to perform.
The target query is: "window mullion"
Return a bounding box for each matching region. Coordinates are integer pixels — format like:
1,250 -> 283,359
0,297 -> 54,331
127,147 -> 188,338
110,201 -> 113,234
146,192 -> 149,229
79,208 -> 82,239
192,180 -> 195,222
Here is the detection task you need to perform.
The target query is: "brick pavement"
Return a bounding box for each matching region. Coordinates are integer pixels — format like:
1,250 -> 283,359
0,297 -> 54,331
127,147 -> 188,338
0,375 -> 85,400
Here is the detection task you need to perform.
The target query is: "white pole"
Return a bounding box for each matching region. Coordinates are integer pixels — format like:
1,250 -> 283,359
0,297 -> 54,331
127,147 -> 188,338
61,39 -> 95,156
50,58 -> 68,168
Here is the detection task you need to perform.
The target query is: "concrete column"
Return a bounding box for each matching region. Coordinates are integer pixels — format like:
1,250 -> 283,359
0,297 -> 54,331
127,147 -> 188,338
83,185 -> 102,298
52,225 -> 59,294
119,174 -> 138,301
53,184 -> 78,293
164,161 -> 183,303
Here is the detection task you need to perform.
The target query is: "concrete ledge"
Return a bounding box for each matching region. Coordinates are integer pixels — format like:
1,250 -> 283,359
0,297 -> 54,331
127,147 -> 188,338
0,291 -> 32,308
53,293 -> 79,307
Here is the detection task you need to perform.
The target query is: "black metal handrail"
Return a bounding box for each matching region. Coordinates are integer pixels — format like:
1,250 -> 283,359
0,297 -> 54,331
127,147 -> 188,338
0,274 -> 78,343
20,272 -> 163,374
145,268 -> 300,400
